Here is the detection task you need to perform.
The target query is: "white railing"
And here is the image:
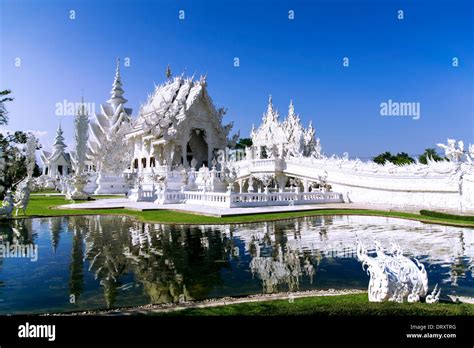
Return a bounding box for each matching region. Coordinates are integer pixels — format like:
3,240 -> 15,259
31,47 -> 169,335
183,191 -> 230,207
249,158 -> 286,171
129,188 -> 156,202
152,190 -> 343,207
229,191 -> 342,207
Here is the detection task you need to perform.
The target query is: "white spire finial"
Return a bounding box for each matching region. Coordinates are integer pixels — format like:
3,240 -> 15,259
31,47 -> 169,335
107,57 -> 127,106
267,95 -> 274,113
53,122 -> 67,155
288,99 -> 295,117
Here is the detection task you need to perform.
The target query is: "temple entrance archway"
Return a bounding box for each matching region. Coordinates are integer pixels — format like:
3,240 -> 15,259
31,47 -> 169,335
187,128 -> 208,168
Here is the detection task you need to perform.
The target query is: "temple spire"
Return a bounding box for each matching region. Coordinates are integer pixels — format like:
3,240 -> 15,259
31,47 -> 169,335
267,95 -> 274,113
107,57 -> 127,106
53,122 -> 67,154
288,99 -> 295,117
80,90 -> 87,116
166,64 -> 172,79
264,94 -> 278,123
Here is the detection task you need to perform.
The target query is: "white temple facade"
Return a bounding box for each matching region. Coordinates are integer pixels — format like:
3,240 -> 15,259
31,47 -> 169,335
40,124 -> 72,178
126,74 -> 233,172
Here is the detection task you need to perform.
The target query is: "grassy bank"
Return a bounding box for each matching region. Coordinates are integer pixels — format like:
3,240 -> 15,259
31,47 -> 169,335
157,293 -> 474,316
17,196 -> 474,227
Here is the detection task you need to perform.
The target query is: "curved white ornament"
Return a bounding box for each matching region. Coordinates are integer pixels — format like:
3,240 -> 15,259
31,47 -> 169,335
356,240 -> 428,303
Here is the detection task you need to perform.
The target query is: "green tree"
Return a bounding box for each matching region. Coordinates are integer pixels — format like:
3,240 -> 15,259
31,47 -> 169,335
373,151 -> 415,165
235,138 -> 253,149
418,148 -> 444,164
0,131 -> 29,190
373,151 -> 393,165
0,90 -> 41,196
392,152 -> 415,165
0,89 -> 14,125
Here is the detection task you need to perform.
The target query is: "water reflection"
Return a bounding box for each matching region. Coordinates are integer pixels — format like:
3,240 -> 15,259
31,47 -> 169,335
0,215 -> 473,314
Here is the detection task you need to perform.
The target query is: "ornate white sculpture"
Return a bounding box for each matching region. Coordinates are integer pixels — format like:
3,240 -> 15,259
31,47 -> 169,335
437,138 -> 473,164
13,133 -> 36,216
425,284 -> 441,304
68,98 -> 90,200
0,190 -> 14,218
356,240 -> 428,303
14,185 -> 30,216
250,96 -> 320,160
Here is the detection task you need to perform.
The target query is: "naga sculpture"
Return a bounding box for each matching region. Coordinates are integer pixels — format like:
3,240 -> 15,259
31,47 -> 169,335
356,240 -> 429,303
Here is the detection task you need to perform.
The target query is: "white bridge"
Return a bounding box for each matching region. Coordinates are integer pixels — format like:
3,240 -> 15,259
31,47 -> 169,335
128,151 -> 474,212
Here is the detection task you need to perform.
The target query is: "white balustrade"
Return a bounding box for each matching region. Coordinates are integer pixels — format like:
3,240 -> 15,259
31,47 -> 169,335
151,190 -> 343,207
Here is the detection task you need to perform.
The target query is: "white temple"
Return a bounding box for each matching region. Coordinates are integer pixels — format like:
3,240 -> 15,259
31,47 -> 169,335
32,60 -> 474,212
40,123 -> 72,178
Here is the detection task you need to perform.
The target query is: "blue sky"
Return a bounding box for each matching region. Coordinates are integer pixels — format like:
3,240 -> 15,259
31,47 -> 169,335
1,0 -> 473,159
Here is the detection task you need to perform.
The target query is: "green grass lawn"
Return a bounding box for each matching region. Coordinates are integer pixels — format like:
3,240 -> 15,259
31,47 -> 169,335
17,195 -> 474,227
30,189 -> 59,194
157,293 -> 474,316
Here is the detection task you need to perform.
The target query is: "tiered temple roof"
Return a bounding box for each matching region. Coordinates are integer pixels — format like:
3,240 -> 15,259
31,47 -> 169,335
41,123 -> 71,165
86,59 -> 132,167
127,74 -> 232,142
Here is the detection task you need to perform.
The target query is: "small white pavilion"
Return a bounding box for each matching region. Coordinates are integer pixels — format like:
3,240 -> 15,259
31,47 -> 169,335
40,124 -> 72,177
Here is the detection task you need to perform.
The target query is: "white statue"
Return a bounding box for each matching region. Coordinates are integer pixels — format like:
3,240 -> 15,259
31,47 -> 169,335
425,284 -> 441,304
0,190 -> 15,218
14,185 -> 30,216
356,240 -> 428,303
11,133 -> 36,215
437,138 -> 464,162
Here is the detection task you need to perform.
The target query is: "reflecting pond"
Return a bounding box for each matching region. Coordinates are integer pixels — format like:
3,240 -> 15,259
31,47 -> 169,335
0,215 -> 473,314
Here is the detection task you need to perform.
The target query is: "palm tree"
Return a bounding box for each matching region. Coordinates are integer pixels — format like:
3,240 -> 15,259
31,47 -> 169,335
373,151 -> 393,165
418,148 -> 444,164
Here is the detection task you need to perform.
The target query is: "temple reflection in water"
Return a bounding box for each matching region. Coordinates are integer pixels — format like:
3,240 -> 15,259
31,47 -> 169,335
0,215 -> 473,313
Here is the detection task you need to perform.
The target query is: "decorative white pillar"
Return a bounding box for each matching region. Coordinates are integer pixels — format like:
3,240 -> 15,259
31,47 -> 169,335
303,179 -> 309,193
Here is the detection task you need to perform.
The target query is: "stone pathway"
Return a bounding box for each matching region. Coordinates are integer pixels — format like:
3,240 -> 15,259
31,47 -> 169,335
56,198 -> 425,217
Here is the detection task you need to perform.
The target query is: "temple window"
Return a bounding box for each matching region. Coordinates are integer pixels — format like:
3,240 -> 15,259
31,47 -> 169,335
141,158 -> 147,168
133,159 -> 138,169
150,157 -> 156,167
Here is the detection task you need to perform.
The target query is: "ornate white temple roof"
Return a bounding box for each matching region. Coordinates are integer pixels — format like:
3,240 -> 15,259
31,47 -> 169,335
128,73 -> 232,142
250,95 -> 287,147
251,96 -> 321,158
40,123 -> 71,165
